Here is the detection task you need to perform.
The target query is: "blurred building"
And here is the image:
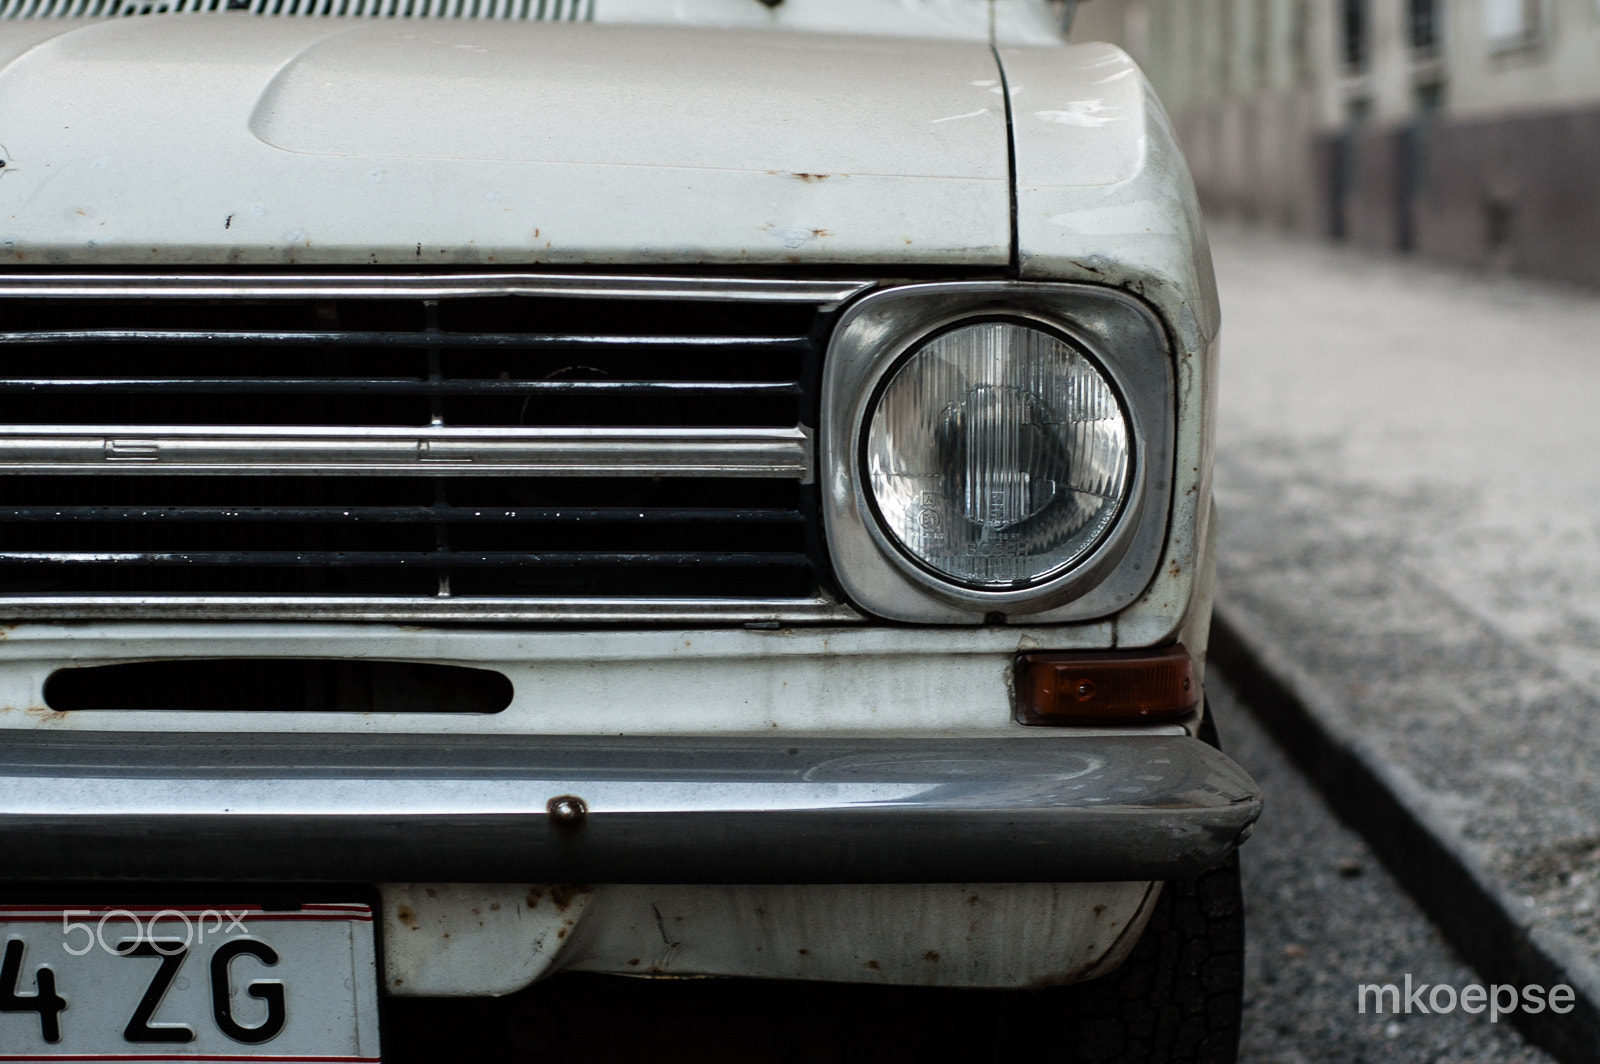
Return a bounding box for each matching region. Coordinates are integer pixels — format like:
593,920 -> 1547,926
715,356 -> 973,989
1071,1 -> 1600,286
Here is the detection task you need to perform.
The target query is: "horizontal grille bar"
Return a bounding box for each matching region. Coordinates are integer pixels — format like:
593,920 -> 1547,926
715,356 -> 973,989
0,505 -> 804,524
0,597 -> 863,623
0,550 -> 812,568
2,0 -> 597,22
0,427 -> 813,478
0,274 -> 874,306
0,331 -> 813,351
0,379 -> 805,398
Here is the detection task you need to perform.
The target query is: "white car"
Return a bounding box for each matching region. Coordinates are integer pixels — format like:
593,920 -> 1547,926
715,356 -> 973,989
0,1 -> 1257,1061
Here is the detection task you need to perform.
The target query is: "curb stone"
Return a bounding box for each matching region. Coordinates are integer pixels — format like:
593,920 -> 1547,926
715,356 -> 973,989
1210,597 -> 1600,1064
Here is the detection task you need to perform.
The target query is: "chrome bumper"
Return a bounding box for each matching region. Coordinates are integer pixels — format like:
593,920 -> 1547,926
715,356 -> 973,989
0,732 -> 1260,883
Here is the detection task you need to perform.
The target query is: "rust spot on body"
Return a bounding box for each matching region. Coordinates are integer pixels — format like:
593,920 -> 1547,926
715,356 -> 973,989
550,884 -> 591,912
526,889 -> 543,909
863,960 -> 880,970
790,173 -> 831,182
923,951 -> 940,963
396,905 -> 419,930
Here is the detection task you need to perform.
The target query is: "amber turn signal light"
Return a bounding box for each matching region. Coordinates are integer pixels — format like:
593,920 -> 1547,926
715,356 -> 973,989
1015,646 -> 1199,725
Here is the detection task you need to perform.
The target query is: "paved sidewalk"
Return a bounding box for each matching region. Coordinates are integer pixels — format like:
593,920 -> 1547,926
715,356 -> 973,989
1206,223 -> 1600,1063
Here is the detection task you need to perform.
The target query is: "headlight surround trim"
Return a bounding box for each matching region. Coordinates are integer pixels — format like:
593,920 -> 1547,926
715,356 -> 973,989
821,283 -> 1174,624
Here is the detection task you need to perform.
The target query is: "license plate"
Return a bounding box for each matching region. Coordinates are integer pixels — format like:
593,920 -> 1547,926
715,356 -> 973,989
0,903 -> 380,1062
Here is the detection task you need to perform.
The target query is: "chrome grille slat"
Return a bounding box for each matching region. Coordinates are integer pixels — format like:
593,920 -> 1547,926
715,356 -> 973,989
0,596 -> 860,623
0,505 -> 805,524
0,550 -> 813,568
0,273 -> 863,621
0,427 -> 813,478
0,331 -> 814,351
0,379 -> 806,397
0,275 -> 871,305
0,0 -> 597,18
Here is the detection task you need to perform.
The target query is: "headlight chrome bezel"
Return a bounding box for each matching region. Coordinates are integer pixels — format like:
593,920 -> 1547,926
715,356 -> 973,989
821,283 -> 1174,623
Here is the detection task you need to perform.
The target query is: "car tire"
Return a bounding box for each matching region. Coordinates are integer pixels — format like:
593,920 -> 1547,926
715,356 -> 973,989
1004,707 -> 1246,1064
1049,853 -> 1245,1064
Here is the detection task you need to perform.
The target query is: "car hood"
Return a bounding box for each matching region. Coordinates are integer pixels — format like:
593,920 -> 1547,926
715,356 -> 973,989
0,15 -> 1016,266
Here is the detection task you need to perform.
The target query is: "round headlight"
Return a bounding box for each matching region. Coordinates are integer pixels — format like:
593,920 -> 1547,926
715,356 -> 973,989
864,320 -> 1131,589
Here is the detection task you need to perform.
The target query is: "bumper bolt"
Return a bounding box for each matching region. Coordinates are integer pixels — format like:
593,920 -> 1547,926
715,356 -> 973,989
547,795 -> 588,827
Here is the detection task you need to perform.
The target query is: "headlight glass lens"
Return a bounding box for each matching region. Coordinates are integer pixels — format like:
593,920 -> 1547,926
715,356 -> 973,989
865,321 -> 1130,589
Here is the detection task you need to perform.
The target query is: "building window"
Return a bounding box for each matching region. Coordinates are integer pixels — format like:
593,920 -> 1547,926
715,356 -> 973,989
1414,81 -> 1446,116
1483,0 -> 1544,50
1410,0 -> 1441,52
1342,0 -> 1368,70
1291,0 -> 1312,82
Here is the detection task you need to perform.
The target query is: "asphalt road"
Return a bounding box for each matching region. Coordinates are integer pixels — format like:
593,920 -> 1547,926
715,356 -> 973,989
1215,670 -> 1554,1064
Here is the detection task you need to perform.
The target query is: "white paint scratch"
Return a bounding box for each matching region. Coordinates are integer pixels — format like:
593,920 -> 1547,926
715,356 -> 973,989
1034,101 -> 1122,128
765,225 -> 816,250
929,109 -> 991,125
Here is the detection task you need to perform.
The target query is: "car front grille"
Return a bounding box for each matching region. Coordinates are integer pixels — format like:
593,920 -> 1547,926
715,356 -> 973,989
0,273 -> 870,623
1,0 -> 594,22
